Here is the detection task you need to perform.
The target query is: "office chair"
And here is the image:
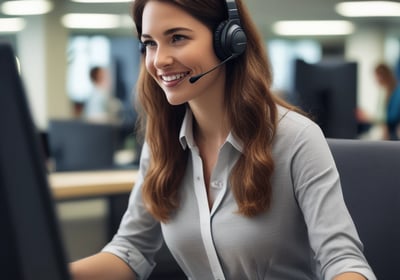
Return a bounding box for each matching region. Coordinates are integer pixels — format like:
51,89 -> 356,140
327,138 -> 400,280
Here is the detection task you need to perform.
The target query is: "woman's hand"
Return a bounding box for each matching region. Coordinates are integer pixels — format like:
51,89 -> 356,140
333,272 -> 366,280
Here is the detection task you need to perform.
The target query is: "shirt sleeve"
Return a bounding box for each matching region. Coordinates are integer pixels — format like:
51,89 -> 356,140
102,143 -> 163,280
290,122 -> 377,280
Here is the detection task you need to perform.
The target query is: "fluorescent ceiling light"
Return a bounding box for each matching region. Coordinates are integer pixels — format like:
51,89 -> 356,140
120,14 -> 135,29
336,1 -> 400,17
71,0 -> 132,2
0,18 -> 26,32
273,20 -> 355,36
61,13 -> 127,29
1,0 -> 53,16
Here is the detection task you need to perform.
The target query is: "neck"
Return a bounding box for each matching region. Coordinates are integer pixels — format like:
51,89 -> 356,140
192,109 -> 230,148
188,79 -> 229,145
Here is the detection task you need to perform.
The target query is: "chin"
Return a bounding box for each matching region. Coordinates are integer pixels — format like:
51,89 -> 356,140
166,98 -> 187,106
165,93 -> 188,106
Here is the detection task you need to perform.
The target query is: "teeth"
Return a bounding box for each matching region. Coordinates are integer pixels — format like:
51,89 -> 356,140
162,72 -> 187,82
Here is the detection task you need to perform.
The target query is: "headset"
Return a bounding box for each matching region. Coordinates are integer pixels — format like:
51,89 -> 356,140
213,0 -> 247,61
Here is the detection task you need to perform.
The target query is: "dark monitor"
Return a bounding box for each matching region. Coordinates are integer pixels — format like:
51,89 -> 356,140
48,119 -> 118,171
0,43 -> 70,279
294,59 -> 358,139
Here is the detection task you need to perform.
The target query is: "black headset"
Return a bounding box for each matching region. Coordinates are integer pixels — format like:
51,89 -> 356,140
213,0 -> 247,61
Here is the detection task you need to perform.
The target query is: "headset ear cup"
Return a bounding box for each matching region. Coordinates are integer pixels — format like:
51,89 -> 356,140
227,23 -> 247,56
214,20 -> 247,61
213,20 -> 229,61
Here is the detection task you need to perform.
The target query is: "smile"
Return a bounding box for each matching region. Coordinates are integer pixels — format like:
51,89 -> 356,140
160,72 -> 190,82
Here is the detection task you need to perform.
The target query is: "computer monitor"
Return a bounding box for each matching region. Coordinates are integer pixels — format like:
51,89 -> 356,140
0,43 -> 70,279
294,59 -> 358,139
48,119 -> 118,171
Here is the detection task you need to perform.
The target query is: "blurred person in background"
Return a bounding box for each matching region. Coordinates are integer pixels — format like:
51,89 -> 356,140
374,63 -> 400,140
83,66 -> 122,124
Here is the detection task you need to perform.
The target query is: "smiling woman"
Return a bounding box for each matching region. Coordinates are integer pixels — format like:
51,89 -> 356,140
140,1 -> 223,105
70,1 -> 377,280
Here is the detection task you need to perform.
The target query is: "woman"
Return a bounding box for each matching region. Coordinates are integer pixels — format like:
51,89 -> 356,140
71,0 -> 376,279
375,63 -> 400,140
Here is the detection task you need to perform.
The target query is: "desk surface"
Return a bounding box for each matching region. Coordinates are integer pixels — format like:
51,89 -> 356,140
49,169 -> 138,200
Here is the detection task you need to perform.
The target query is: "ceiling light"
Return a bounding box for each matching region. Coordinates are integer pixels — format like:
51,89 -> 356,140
61,13 -> 124,29
1,0 -> 53,16
336,1 -> 400,17
272,20 -> 355,36
0,18 -> 26,33
120,14 -> 134,29
71,0 -> 132,2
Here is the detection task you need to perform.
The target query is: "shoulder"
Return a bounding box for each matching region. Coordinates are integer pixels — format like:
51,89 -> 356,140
276,106 -> 322,140
273,105 -> 327,155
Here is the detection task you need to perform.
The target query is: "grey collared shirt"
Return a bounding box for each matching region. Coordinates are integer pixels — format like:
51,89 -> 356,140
103,107 -> 376,280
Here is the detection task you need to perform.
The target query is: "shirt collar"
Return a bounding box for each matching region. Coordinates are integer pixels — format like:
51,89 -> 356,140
179,108 -> 243,153
179,108 -> 195,150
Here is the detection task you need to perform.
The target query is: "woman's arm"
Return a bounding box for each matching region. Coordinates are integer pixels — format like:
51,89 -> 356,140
70,252 -> 136,280
334,272 -> 366,280
290,122 -> 376,280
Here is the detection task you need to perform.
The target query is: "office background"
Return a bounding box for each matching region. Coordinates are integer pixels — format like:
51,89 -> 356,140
1,0 -> 399,135
1,0 -> 400,263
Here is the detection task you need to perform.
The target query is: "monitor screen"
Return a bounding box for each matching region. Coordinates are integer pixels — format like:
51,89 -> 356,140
294,59 -> 358,139
0,43 -> 70,280
48,119 -> 118,171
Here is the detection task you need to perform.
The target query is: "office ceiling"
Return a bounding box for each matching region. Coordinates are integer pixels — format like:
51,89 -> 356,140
246,0 -> 400,39
67,0 -> 400,39
1,0 -> 400,41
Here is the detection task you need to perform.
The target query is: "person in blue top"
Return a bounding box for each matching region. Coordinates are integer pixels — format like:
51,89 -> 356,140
375,63 -> 400,140
70,0 -> 376,279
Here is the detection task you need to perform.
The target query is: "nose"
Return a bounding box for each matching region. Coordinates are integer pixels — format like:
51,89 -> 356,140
153,45 -> 173,69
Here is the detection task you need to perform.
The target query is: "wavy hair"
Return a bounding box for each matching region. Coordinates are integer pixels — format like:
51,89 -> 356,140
132,0 -> 296,222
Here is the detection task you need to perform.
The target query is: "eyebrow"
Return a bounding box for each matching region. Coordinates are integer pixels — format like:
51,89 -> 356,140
141,27 -> 194,39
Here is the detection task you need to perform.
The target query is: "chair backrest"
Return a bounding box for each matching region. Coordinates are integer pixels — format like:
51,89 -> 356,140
48,120 -> 118,171
327,138 -> 400,280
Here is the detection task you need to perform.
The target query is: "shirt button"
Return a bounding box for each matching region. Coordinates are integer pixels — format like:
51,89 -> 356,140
211,180 -> 223,189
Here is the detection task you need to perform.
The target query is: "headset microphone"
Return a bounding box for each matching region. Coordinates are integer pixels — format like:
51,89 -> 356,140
189,54 -> 236,84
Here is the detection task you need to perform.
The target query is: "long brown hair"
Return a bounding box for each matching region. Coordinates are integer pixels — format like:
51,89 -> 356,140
133,0 -> 295,222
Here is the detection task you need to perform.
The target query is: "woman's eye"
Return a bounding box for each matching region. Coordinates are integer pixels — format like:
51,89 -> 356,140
171,34 -> 186,43
142,40 -> 156,48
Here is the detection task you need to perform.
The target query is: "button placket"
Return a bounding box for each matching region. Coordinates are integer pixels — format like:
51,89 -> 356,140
191,151 -> 226,280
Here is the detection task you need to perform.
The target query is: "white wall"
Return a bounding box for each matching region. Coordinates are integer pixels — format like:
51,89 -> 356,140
17,16 -> 48,130
345,26 -> 387,122
16,7 -> 70,131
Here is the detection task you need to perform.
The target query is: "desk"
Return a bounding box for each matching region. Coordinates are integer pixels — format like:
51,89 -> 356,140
48,169 -> 186,278
49,169 -> 138,200
49,169 -> 138,239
